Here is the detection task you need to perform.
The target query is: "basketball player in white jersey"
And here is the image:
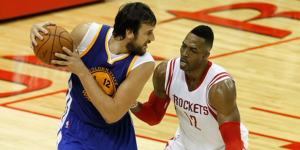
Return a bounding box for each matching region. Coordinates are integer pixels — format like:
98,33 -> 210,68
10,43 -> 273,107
130,25 -> 249,150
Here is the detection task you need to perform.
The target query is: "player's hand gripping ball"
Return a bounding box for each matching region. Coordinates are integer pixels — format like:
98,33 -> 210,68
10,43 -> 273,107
33,26 -> 73,65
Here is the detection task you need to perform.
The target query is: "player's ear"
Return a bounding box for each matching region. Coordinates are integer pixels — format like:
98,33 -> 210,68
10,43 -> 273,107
202,51 -> 210,59
126,29 -> 134,39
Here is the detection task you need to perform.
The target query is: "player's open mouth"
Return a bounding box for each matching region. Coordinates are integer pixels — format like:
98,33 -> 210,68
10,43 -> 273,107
180,58 -> 187,67
144,41 -> 150,48
180,58 -> 187,63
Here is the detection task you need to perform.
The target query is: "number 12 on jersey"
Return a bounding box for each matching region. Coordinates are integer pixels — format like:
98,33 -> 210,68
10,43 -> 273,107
184,112 -> 201,131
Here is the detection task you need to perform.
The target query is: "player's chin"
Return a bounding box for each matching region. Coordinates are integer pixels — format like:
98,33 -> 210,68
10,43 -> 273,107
143,47 -> 147,52
138,48 -> 147,56
179,65 -> 188,71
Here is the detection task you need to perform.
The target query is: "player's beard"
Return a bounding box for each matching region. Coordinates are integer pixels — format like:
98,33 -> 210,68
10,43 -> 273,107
126,38 -> 146,56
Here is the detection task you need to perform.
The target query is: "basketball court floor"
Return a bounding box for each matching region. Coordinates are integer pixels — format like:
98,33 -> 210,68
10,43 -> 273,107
0,0 -> 299,149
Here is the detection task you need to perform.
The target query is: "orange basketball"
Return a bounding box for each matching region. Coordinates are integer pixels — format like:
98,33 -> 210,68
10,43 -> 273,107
33,26 -> 73,65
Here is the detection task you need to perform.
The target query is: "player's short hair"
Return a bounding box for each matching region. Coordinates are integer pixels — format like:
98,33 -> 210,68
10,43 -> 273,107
190,25 -> 214,50
113,2 -> 156,39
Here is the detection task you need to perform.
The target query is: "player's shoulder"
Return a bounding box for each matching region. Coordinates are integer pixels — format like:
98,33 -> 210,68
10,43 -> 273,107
71,22 -> 95,47
153,60 -> 168,80
72,22 -> 94,36
75,22 -> 105,54
131,52 -> 155,70
208,61 -> 228,74
155,57 -> 180,74
208,62 -> 235,91
136,51 -> 154,61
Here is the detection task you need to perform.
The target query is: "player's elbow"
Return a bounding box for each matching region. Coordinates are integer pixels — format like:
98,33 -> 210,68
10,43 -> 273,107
102,111 -> 122,124
147,116 -> 163,126
147,121 -> 161,126
104,119 -> 115,124
103,116 -> 119,124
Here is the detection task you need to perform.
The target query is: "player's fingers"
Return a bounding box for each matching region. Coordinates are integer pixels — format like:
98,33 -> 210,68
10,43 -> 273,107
30,41 -> 34,50
31,27 -> 43,40
53,64 -> 67,68
43,21 -> 56,26
62,47 -> 74,56
30,33 -> 38,46
41,21 -> 56,32
55,52 -> 69,60
51,59 -> 68,66
48,21 -> 56,26
37,25 -> 48,35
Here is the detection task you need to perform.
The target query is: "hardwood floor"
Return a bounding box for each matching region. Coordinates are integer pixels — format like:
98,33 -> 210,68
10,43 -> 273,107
0,0 -> 299,149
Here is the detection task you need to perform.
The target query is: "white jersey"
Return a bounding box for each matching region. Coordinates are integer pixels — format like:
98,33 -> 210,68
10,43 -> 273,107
164,57 -> 249,150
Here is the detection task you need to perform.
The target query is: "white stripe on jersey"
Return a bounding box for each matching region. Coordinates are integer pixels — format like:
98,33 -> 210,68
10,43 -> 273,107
165,57 -> 178,96
56,74 -> 73,149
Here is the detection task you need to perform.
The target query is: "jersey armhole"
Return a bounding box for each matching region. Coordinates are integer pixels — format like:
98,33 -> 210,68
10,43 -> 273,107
77,22 -> 102,57
125,52 -> 154,77
130,52 -> 155,70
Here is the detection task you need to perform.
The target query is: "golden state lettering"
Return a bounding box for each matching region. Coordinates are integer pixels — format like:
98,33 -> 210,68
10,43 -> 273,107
83,67 -> 118,101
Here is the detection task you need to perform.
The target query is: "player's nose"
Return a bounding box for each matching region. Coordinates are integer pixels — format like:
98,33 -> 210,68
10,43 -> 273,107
181,48 -> 189,57
149,32 -> 155,41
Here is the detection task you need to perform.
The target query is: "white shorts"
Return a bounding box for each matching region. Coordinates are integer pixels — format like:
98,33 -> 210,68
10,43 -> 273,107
164,126 -> 249,150
164,128 -> 186,150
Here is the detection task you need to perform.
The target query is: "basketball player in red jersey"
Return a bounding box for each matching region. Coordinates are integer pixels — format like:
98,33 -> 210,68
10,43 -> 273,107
30,2 -> 156,150
130,25 -> 249,150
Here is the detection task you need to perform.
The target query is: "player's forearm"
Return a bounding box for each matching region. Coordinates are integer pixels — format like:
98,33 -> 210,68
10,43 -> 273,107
77,68 -> 121,123
131,91 -> 170,125
218,109 -> 243,149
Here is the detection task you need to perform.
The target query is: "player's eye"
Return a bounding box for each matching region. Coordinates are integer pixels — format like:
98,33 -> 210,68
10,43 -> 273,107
191,48 -> 197,53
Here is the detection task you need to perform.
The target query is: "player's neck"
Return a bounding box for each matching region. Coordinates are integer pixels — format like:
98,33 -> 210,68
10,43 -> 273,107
185,61 -> 208,84
108,36 -> 129,54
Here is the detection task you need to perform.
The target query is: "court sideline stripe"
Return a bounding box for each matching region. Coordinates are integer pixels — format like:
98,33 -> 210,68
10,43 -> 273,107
0,89 -> 67,106
251,107 -> 300,120
208,37 -> 300,59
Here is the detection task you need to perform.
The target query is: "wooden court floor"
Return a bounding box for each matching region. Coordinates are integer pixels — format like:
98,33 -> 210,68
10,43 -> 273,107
0,0 -> 300,149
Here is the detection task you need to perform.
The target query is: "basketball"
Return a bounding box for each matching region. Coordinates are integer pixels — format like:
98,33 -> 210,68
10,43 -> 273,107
33,26 -> 73,65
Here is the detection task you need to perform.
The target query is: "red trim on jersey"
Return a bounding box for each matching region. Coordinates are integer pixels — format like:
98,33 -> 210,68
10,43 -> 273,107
166,58 -> 176,96
209,72 -> 226,82
208,106 -> 217,121
206,72 -> 232,111
185,61 -> 212,92
208,73 -> 232,89
166,59 -> 173,96
166,59 -> 174,96
205,72 -> 232,120
207,75 -> 230,111
207,102 -> 217,113
165,137 -> 174,147
208,74 -> 231,94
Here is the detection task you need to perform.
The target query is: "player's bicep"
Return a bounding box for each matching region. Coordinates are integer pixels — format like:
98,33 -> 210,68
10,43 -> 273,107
114,62 -> 155,110
209,79 -> 240,125
153,61 -> 168,98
